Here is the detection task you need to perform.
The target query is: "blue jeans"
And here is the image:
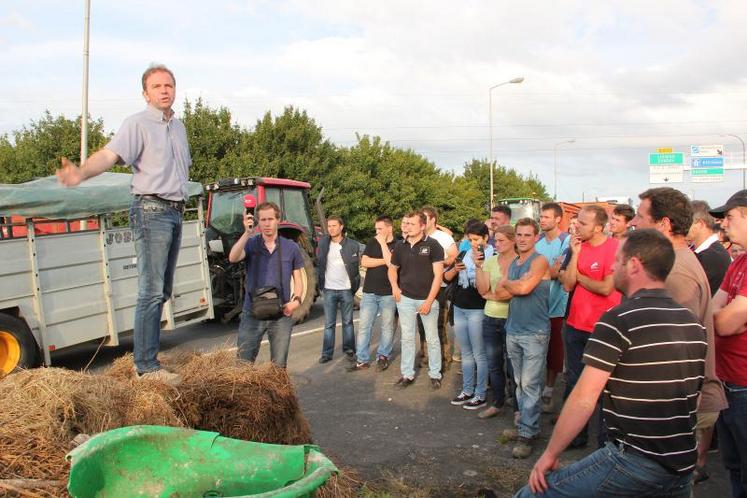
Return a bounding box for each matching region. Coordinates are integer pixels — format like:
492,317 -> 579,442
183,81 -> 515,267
129,196 -> 182,374
398,295 -> 441,380
564,323 -> 606,446
321,289 -> 355,359
718,382 -> 747,498
237,311 -> 294,368
483,316 -> 517,408
507,332 -> 549,438
514,441 -> 692,497
355,293 -> 396,363
454,306 -> 488,398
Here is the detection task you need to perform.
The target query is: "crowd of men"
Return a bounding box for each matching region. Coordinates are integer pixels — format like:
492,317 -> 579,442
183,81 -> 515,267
58,64 -> 747,497
294,188 -> 747,498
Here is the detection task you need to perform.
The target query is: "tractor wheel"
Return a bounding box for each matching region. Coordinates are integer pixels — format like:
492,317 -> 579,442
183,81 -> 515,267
0,314 -> 40,375
291,251 -> 317,324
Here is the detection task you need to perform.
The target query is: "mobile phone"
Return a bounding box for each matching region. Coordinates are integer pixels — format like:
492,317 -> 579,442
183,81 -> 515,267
455,250 -> 468,263
478,244 -> 485,254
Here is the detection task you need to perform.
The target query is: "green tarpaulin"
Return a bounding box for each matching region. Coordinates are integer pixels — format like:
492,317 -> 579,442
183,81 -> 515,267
0,173 -> 204,220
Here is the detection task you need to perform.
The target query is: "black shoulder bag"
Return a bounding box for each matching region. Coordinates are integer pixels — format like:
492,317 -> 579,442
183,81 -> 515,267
250,238 -> 285,320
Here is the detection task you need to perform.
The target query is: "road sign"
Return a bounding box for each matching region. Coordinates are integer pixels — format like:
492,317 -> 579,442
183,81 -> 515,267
691,145 -> 724,158
650,165 -> 684,184
691,157 -> 725,168
649,152 -> 684,165
691,167 -> 724,183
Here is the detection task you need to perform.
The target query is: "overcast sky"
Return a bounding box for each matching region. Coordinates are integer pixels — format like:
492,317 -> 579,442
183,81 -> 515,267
2,1 -> 746,206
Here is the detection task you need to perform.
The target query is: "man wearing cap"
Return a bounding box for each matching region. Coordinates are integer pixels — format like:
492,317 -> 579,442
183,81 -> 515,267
711,190 -> 747,498
56,64 -> 189,385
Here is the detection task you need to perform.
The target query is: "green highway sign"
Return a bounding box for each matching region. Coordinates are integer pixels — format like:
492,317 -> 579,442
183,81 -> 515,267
649,152 -> 684,165
691,168 -> 725,175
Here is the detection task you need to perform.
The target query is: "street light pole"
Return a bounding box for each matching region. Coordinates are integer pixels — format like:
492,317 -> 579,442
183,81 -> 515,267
722,134 -> 746,189
553,139 -> 575,200
80,0 -> 91,163
488,77 -> 524,208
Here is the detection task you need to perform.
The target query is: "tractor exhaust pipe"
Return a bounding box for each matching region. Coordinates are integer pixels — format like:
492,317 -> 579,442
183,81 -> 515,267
315,187 -> 327,235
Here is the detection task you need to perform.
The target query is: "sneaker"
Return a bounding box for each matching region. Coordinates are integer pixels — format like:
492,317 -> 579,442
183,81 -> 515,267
430,378 -> 442,390
318,356 -> 332,364
512,437 -> 533,459
463,396 -> 487,410
451,392 -> 474,406
345,351 -> 356,362
477,406 -> 503,419
136,368 -> 181,386
347,362 -> 370,372
395,377 -> 414,389
501,428 -> 519,442
376,356 -> 390,371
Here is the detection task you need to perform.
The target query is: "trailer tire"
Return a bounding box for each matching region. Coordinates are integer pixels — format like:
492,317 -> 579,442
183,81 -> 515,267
0,314 -> 40,375
291,251 -> 317,324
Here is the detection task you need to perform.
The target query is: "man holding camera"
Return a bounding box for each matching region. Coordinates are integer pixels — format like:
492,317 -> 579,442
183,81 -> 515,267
229,201 -> 304,368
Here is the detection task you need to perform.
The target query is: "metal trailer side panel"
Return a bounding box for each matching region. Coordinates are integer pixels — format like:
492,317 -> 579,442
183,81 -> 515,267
0,237 -> 39,332
35,230 -> 111,351
0,216 -> 213,365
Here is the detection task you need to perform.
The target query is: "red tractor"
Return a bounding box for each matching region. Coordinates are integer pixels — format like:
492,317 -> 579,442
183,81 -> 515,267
204,177 -> 324,324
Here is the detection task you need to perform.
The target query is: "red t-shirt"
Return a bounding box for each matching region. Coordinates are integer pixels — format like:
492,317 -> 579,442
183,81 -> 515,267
717,254 -> 747,385
567,237 -> 622,333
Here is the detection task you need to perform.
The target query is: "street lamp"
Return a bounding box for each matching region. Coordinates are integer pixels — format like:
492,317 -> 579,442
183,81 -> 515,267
553,139 -> 575,200
721,134 -> 746,189
488,77 -> 524,208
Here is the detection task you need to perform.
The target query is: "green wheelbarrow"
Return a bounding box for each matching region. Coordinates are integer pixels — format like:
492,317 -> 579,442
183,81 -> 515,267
66,425 -> 338,497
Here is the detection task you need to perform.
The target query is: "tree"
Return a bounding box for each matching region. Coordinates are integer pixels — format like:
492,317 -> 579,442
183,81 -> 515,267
181,98 -> 245,185
462,158 -> 550,204
0,111 -> 109,183
245,107 -> 339,197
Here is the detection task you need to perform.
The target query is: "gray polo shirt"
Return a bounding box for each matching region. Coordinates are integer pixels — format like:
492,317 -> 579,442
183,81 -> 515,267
106,104 -> 191,201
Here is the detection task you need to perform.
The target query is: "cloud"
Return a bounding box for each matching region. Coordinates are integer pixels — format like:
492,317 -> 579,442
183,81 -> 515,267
1,0 -> 746,205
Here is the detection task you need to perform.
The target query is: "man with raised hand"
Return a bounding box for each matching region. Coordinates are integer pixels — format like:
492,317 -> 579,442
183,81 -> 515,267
349,216 -> 398,372
230,202 -> 304,368
560,205 -> 622,449
57,64 -> 190,385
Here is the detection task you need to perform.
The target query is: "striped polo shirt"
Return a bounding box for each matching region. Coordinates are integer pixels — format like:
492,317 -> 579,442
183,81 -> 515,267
583,288 -> 706,475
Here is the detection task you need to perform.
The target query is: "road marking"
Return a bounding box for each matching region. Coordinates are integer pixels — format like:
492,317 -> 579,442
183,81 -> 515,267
227,318 -> 361,350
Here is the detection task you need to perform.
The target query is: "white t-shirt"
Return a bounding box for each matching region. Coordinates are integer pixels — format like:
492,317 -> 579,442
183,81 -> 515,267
325,241 -> 352,290
430,229 -> 455,288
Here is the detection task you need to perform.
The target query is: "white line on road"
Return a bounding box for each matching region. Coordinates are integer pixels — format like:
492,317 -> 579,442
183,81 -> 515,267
227,318 -> 361,350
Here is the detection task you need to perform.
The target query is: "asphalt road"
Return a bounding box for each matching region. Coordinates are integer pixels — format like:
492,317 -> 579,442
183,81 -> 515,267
52,301 -> 731,497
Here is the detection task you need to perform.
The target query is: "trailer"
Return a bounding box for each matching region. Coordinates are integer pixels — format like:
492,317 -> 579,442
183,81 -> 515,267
0,173 -> 213,374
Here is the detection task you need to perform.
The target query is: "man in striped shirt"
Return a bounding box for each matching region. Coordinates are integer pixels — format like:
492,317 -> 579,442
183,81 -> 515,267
517,229 -> 705,497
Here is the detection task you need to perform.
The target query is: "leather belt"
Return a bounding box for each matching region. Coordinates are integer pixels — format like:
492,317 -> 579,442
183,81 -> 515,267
138,194 -> 186,211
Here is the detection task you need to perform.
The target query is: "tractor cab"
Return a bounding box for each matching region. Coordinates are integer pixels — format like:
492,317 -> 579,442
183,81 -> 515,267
204,177 -> 320,323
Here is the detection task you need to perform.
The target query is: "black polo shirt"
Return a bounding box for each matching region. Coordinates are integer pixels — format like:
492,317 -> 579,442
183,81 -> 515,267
391,235 -> 444,300
362,237 -> 399,296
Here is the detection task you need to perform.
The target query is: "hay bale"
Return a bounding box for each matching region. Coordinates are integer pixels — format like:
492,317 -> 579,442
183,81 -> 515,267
0,350 -> 316,497
316,467 -> 363,498
105,351 -> 313,445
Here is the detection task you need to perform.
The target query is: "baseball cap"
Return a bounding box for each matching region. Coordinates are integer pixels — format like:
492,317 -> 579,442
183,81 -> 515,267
709,190 -> 747,218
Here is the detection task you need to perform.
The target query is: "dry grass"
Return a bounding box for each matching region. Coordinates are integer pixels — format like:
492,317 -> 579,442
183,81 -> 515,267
0,350 -> 321,497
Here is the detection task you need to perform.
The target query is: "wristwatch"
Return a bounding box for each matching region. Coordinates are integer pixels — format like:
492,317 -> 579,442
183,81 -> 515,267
293,296 -> 302,304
